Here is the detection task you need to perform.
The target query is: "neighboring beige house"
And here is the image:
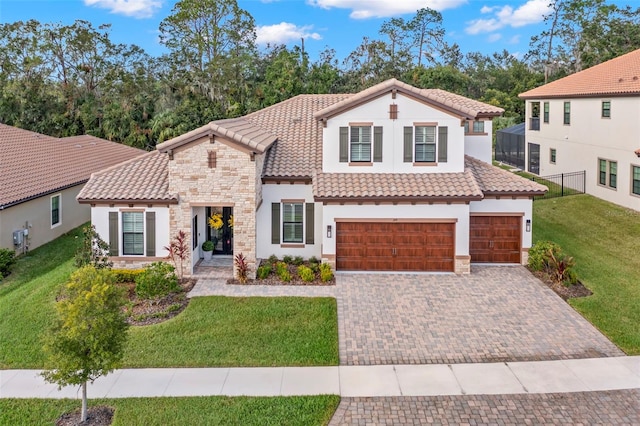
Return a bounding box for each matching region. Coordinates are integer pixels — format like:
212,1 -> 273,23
519,48 -> 640,211
79,79 -> 546,277
0,123 -> 144,252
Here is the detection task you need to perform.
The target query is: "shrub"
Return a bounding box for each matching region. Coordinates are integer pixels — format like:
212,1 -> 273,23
276,261 -> 291,282
74,225 -> 112,270
319,263 -> 334,283
309,262 -> 320,273
256,264 -> 271,279
112,269 -> 144,283
135,262 -> 179,300
0,248 -> 17,278
235,253 -> 249,284
267,254 -> 279,264
202,240 -> 214,252
547,250 -> 577,285
308,256 -> 319,264
298,265 -> 315,282
528,241 -> 562,271
282,255 -> 293,264
292,256 -> 304,266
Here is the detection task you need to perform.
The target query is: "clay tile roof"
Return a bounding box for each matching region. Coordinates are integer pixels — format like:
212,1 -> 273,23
245,94 -> 351,178
314,78 -> 504,121
313,170 -> 484,201
157,118 -> 277,154
519,49 -> 640,99
465,155 -> 548,195
0,123 -> 144,208
77,151 -> 177,203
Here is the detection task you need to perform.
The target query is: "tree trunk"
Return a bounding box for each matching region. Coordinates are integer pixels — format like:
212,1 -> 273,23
81,381 -> 88,422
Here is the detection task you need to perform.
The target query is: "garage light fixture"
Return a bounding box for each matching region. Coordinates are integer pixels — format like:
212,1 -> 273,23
526,219 -> 531,232
327,225 -> 332,238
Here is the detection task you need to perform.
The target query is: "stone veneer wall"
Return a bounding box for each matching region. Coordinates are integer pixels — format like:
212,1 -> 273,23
454,255 -> 471,275
167,136 -> 262,278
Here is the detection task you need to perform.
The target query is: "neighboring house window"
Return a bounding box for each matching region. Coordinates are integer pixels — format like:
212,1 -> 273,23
414,126 -> 436,162
563,102 -> 571,125
350,126 -> 371,162
543,102 -> 549,123
529,101 -> 540,130
464,121 -> 484,134
282,202 -> 303,243
602,101 -> 611,118
50,194 -> 61,227
550,148 -> 556,164
122,212 -> 144,255
632,166 -> 640,196
599,159 -> 617,189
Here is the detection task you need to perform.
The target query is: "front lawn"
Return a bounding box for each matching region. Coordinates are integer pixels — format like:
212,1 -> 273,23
533,194 -> 640,354
0,395 -> 340,426
0,226 -> 339,369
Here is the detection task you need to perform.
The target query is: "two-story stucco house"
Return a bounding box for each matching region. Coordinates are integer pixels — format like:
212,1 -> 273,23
78,79 -> 546,277
519,49 -> 640,211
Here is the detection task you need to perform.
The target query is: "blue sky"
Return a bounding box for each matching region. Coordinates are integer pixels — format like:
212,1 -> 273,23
0,0 -> 569,62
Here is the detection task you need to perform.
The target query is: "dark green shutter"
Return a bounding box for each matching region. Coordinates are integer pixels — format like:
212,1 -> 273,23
108,212 -> 118,256
146,211 -> 156,256
339,127 -> 348,162
373,126 -> 383,162
403,126 -> 413,162
271,203 -> 280,244
305,203 -> 315,244
438,126 -> 448,163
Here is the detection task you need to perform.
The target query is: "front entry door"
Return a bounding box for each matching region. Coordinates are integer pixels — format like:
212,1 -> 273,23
206,206 -> 233,255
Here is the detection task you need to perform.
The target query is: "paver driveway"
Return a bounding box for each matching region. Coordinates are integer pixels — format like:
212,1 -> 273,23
337,266 -> 623,365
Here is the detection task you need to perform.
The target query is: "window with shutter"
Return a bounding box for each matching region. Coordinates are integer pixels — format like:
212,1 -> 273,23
350,126 -> 371,162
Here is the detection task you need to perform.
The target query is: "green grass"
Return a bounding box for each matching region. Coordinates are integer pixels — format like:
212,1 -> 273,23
0,225 -> 338,369
533,194 -> 640,354
123,296 -> 338,367
0,395 -> 340,426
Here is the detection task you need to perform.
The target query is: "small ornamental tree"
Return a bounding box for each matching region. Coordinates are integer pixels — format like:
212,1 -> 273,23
75,225 -> 112,270
164,230 -> 189,280
42,266 -> 129,422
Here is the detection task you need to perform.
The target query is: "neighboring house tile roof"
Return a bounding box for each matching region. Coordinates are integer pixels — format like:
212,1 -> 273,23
157,118 -> 277,154
0,123 -> 143,208
465,156 -> 548,195
313,170 -> 484,201
519,48 -> 640,99
314,78 -> 504,121
77,151 -> 177,204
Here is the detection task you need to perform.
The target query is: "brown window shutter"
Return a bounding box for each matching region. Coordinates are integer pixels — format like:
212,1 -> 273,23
403,126 -> 413,162
108,212 -> 118,256
438,126 -> 448,163
339,127 -> 348,162
146,211 -> 156,257
305,203 -> 314,244
208,151 -> 217,168
271,203 -> 280,244
373,126 -> 383,162
389,104 -> 398,119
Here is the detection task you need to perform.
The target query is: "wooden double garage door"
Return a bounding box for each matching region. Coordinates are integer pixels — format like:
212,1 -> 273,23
469,215 -> 522,263
336,222 -> 455,272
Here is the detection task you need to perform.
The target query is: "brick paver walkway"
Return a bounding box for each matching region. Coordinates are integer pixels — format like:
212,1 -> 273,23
329,390 -> 640,425
189,265 -> 623,365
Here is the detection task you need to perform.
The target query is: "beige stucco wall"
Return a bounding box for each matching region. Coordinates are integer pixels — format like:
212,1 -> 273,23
167,136 -> 262,278
0,184 -> 89,252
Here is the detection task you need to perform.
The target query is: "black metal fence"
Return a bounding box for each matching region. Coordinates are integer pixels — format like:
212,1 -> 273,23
531,170 -> 586,200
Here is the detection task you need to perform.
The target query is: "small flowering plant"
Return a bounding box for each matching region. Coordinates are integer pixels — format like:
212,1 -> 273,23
208,213 -> 223,230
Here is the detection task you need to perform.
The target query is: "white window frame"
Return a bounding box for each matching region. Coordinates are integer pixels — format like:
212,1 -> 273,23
122,211 -> 145,256
414,125 -> 437,162
349,125 -> 372,162
282,202 -> 304,244
50,193 -> 61,228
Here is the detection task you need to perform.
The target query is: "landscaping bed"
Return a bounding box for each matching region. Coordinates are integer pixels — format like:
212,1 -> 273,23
228,256 -> 335,286
120,278 -> 197,326
529,269 -> 592,301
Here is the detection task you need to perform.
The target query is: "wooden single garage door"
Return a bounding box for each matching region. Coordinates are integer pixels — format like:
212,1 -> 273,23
469,216 -> 521,263
336,222 -> 455,272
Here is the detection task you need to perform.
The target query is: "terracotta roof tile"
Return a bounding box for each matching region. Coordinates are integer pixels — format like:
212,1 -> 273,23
519,49 -> 640,99
77,151 -> 177,203
313,170 -> 484,201
465,156 -> 548,195
314,78 -> 504,120
0,123 -> 144,208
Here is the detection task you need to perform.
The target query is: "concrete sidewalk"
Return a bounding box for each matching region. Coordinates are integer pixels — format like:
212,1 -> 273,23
1,356 -> 638,399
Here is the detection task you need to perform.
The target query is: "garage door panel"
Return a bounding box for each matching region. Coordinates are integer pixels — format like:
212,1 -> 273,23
470,216 -> 521,263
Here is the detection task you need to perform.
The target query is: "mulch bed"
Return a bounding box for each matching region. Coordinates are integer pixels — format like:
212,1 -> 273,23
120,278 -> 197,326
56,406 -> 114,426
227,260 -> 335,286
530,269 -> 592,300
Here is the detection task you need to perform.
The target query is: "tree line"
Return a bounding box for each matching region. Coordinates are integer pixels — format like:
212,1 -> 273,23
1,0 -> 639,149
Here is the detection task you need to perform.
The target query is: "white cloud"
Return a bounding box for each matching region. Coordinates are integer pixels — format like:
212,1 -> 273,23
487,33 -> 502,42
465,0 -> 550,34
256,22 -> 322,45
83,0 -> 162,18
508,34 -> 520,44
308,0 -> 466,19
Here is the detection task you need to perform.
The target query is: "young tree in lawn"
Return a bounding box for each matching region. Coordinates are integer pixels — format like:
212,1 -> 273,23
75,224 -> 112,269
42,266 -> 128,422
